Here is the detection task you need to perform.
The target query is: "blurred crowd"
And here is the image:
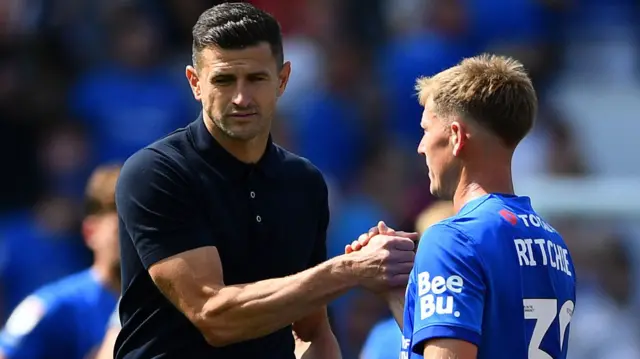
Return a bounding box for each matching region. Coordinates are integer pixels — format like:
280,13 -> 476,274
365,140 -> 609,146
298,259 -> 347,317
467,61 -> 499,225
1,0 -> 640,358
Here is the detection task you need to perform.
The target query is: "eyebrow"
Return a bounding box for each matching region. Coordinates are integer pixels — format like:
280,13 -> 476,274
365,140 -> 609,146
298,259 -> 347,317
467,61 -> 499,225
211,71 -> 271,79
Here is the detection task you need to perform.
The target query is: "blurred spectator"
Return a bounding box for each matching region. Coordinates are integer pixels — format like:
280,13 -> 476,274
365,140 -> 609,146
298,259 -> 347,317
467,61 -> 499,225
0,164 -> 120,359
0,52 -> 42,213
68,4 -> 192,165
567,232 -> 640,359
0,196 -> 89,320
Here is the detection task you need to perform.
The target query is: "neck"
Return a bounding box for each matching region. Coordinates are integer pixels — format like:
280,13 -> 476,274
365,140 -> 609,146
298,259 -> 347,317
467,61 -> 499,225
203,115 -> 269,164
452,159 -> 514,213
90,263 -> 121,295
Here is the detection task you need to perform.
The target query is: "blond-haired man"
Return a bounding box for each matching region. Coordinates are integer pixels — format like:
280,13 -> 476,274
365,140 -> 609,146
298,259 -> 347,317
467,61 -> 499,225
351,54 -> 576,359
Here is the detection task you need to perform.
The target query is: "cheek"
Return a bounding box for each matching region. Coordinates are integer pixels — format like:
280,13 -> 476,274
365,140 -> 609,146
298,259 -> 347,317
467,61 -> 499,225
256,86 -> 278,108
426,137 -> 450,169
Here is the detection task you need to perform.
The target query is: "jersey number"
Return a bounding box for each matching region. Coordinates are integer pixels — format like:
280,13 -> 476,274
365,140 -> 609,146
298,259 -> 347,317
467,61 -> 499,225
523,298 -> 574,359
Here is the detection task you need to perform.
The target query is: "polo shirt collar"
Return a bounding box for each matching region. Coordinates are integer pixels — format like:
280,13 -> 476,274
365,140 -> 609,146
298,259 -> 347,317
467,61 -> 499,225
188,113 -> 280,180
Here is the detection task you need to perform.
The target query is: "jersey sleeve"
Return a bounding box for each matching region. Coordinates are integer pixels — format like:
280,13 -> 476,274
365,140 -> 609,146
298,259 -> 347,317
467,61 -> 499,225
116,148 -> 210,269
307,174 -> 329,268
0,295 -> 67,359
410,223 -> 486,354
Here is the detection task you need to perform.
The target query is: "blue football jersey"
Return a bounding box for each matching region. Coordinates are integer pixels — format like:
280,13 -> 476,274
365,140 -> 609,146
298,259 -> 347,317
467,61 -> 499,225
401,194 -> 576,359
361,317 -> 403,359
0,269 -> 118,359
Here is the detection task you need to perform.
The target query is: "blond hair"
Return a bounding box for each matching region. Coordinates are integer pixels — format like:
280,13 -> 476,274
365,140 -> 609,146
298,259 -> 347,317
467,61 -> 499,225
84,164 -> 122,216
415,201 -> 456,234
416,54 -> 537,147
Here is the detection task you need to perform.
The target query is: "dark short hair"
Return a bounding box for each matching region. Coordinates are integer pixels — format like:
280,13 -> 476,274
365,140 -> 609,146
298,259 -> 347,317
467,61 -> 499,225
192,2 -> 283,67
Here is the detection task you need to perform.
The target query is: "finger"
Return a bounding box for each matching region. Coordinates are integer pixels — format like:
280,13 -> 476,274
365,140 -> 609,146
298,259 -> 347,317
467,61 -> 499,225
358,232 -> 372,247
345,244 -> 353,254
367,226 -> 380,238
377,221 -> 396,235
391,237 -> 416,251
389,262 -> 415,275
351,240 -> 362,251
388,274 -> 411,287
395,231 -> 419,240
388,249 -> 415,264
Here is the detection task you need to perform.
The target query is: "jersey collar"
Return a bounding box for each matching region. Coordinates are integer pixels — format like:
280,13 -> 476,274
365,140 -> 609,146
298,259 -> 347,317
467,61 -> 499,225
188,113 -> 281,180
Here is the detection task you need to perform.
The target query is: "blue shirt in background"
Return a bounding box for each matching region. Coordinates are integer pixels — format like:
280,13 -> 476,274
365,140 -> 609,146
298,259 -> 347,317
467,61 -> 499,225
401,194 -> 576,358
361,317 -> 402,359
0,269 -> 118,359
70,65 -> 193,164
0,211 -> 90,316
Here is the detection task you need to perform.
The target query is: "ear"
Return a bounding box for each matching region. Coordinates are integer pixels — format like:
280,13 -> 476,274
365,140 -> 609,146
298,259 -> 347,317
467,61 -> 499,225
185,65 -> 202,101
450,121 -> 467,156
82,216 -> 97,249
276,61 -> 291,98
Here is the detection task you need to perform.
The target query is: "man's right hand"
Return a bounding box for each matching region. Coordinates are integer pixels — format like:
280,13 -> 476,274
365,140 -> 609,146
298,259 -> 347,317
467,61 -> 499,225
345,221 -> 418,254
345,232 -> 415,292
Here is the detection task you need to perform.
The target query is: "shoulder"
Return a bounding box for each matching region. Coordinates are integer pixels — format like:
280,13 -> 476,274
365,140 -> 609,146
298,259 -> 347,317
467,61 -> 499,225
415,222 -> 486,273
32,270 -> 99,307
124,127 -> 193,175
435,196 -> 513,245
275,145 -> 327,191
419,222 -> 476,251
117,130 -> 195,197
0,271 -> 95,339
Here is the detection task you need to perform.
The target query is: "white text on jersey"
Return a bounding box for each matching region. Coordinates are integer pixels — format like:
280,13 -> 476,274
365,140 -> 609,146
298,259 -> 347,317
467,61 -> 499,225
417,272 -> 463,320
517,213 -> 557,233
514,238 -> 572,277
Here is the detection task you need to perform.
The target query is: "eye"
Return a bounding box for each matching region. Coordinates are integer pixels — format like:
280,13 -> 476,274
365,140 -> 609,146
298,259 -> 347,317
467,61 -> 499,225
212,75 -> 235,85
248,74 -> 269,82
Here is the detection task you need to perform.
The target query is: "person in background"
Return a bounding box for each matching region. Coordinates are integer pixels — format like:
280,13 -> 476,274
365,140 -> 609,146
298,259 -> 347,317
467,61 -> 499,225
359,201 -> 455,359
0,164 -> 121,359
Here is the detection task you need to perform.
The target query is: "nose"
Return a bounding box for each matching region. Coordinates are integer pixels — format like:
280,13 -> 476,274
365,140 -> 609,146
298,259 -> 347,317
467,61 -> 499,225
417,137 -> 426,154
232,83 -> 253,108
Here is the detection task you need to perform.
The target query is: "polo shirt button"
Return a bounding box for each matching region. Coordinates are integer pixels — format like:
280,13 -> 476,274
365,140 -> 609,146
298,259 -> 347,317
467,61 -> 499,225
256,215 -> 262,222
250,191 -> 256,199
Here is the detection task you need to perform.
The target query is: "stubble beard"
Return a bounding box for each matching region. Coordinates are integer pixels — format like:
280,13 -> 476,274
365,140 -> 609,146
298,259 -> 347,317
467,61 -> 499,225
432,162 -> 462,200
210,108 -> 272,142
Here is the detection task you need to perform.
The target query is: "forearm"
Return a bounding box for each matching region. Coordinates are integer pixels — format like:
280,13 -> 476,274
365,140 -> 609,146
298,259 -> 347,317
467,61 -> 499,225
384,289 -> 406,330
296,331 -> 341,359
201,256 -> 356,346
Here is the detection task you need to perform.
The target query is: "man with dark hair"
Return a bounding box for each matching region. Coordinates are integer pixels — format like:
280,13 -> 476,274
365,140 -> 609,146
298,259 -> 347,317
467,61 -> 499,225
115,3 -> 417,359
0,165 -> 121,359
349,55 -> 576,359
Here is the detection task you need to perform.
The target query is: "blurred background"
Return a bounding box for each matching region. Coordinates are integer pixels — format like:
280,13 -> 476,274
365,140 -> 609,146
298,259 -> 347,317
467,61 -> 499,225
1,0 -> 639,358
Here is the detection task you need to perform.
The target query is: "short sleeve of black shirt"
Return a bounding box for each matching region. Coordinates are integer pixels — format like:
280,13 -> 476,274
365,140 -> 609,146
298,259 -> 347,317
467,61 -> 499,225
116,148 -> 209,269
307,172 -> 329,269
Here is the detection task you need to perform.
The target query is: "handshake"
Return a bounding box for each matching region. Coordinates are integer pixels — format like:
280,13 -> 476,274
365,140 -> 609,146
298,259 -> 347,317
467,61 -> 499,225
342,221 -> 418,293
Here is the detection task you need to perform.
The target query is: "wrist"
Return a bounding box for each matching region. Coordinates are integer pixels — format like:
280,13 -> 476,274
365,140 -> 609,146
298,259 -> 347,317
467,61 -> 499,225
325,255 -> 360,289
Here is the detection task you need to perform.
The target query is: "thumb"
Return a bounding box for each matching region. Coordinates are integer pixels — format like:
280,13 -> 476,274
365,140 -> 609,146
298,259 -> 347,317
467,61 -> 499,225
378,221 -> 392,234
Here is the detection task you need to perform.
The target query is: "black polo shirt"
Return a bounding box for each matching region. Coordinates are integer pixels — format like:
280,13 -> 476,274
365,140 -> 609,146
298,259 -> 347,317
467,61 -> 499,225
114,116 -> 329,359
